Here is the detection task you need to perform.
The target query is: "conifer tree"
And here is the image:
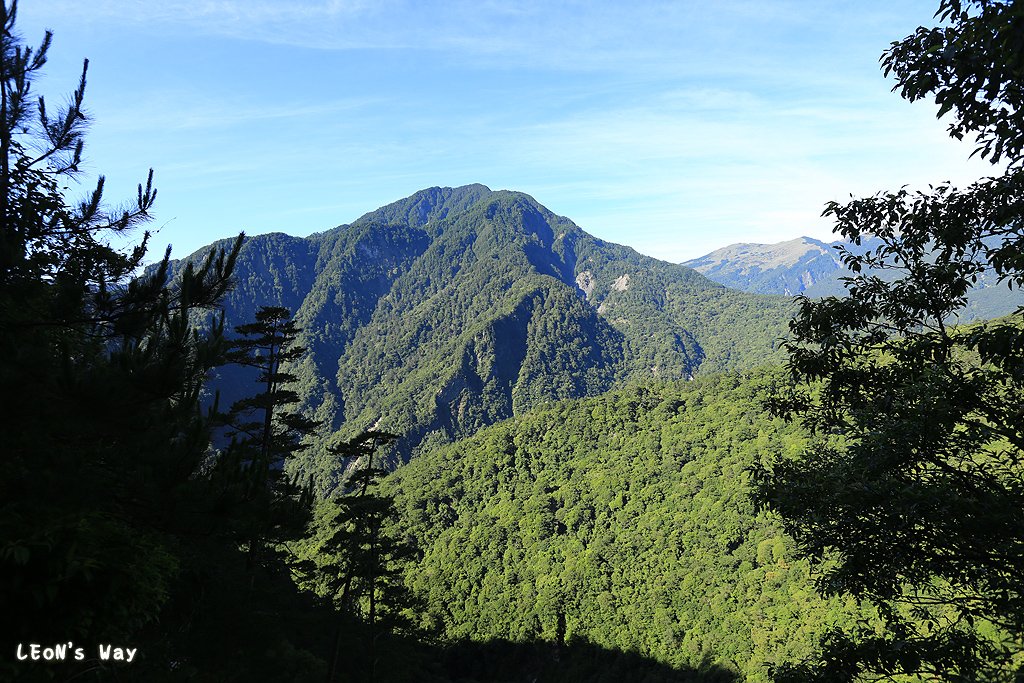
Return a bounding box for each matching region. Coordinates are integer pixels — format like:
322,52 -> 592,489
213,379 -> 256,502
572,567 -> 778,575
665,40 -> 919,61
294,430 -> 419,683
220,305 -> 318,582
0,0 -> 244,674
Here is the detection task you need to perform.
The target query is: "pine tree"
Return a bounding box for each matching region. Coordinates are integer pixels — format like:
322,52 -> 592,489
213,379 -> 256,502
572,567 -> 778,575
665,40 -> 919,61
294,430 -> 420,683
219,306 -> 318,584
0,0 -> 244,674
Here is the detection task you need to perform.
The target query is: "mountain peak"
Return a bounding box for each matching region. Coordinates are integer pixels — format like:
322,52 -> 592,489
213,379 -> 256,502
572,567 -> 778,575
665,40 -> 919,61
685,237 -> 834,273
185,186 -> 793,487
683,236 -> 844,296
685,234 -> 1024,318
355,184 -> 496,228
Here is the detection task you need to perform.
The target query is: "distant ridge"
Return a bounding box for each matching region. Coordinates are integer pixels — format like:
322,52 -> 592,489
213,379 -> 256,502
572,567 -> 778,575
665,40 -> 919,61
685,235 -> 1023,321
683,236 -> 853,297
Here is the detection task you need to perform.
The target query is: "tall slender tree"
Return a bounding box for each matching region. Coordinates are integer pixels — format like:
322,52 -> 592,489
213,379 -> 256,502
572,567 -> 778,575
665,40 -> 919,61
220,306 -> 318,584
292,430 -> 420,683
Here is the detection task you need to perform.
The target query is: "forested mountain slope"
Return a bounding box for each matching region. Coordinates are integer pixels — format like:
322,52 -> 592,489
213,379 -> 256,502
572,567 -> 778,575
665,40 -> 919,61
380,370 -> 868,682
180,185 -> 793,490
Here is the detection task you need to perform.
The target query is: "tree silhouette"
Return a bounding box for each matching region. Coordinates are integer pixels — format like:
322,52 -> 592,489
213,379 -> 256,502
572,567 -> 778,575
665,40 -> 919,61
293,430 -> 421,683
756,1 -> 1024,680
0,0 -> 242,675
220,305 -> 318,586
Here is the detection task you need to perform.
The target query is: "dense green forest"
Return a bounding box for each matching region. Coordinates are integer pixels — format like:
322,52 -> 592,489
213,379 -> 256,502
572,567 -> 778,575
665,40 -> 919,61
3,0 -> 1023,681
376,372 -> 868,681
180,184 -> 795,493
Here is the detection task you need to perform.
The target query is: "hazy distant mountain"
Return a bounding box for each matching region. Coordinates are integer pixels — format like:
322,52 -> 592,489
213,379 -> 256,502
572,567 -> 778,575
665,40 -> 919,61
177,185 -> 793,491
685,235 -> 1023,321
682,236 -> 863,297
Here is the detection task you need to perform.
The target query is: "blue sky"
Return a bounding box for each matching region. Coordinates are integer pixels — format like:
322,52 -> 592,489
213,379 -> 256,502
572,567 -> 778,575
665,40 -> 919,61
17,1 -> 996,262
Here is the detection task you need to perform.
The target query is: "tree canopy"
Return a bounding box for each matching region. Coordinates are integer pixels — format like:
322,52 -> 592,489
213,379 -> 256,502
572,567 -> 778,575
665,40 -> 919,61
0,6 -> 332,680
755,1 -> 1024,680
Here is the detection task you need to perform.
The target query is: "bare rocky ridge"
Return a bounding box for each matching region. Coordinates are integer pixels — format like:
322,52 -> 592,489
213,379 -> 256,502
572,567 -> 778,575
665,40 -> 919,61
685,235 -> 1024,320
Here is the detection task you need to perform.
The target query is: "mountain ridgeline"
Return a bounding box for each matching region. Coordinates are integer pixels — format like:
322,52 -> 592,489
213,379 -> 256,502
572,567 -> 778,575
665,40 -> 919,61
683,237 -> 854,297
685,235 -> 1024,321
182,185 -> 793,491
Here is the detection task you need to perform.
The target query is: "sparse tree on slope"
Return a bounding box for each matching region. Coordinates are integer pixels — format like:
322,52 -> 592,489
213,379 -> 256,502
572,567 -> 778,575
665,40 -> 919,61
292,430 -> 420,683
219,305 -> 318,584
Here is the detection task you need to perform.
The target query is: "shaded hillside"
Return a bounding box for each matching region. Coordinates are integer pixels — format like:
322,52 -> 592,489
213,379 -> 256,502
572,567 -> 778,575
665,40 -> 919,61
380,371 -> 868,682
178,185 -> 793,490
424,638 -> 739,683
685,235 -> 1023,321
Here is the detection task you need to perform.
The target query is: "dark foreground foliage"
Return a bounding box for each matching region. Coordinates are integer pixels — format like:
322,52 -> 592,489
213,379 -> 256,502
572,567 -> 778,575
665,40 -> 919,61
0,4 -> 324,680
755,1 -> 1024,680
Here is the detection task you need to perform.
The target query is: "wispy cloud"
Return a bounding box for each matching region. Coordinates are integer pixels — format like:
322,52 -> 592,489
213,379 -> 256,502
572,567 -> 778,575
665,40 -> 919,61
96,92 -> 382,133
26,0 -> 922,76
19,0 -> 964,264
